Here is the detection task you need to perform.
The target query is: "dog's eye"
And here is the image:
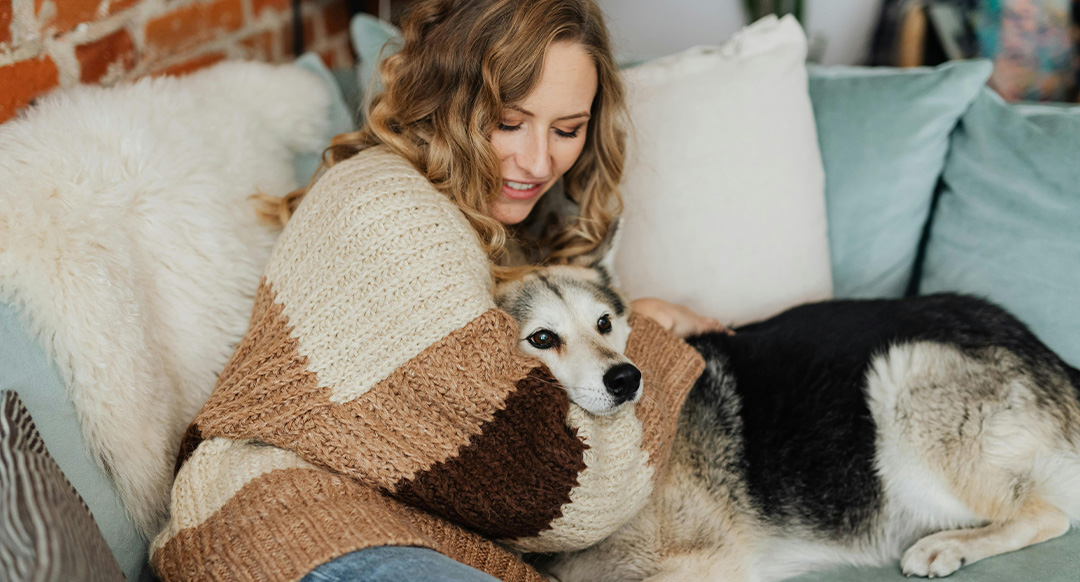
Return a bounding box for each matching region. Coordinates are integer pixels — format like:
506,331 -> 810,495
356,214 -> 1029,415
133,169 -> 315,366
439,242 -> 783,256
528,330 -> 560,350
597,315 -> 612,334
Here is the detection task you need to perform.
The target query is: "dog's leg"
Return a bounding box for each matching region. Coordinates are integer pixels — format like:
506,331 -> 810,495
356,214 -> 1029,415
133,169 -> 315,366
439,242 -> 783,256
900,498 -> 1070,578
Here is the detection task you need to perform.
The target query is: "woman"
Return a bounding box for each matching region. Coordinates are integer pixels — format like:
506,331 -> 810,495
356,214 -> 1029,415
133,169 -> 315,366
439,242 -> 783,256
268,0 -> 721,335
152,1 -> 716,581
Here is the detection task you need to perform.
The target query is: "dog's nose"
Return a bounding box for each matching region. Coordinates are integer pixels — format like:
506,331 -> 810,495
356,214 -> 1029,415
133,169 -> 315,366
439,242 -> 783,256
603,363 -> 642,404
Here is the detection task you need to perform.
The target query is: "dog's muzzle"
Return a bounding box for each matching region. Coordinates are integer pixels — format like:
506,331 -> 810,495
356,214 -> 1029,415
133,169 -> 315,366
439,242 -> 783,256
603,363 -> 642,405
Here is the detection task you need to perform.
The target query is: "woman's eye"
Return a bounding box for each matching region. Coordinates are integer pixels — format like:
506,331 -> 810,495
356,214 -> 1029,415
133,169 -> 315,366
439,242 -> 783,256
498,122 -> 522,132
555,126 -> 582,139
528,330 -> 559,349
597,315 -> 612,334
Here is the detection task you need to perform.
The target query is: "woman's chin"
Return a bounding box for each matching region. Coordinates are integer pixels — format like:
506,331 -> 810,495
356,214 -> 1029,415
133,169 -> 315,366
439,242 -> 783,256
492,195 -> 544,225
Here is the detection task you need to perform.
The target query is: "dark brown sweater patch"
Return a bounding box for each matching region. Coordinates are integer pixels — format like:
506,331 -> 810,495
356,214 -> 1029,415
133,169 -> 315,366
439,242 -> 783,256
393,366 -> 588,540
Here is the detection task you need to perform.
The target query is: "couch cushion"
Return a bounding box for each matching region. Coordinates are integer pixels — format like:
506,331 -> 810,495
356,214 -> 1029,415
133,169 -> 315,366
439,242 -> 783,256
919,88 -> 1080,367
807,60 -> 992,298
615,15 -> 832,326
293,52 -> 357,186
0,390 -> 125,581
350,12 -> 402,104
0,303 -> 148,580
788,528 -> 1080,582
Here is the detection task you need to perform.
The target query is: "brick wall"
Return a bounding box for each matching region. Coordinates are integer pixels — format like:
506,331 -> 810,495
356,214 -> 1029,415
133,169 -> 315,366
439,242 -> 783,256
0,0 -> 356,123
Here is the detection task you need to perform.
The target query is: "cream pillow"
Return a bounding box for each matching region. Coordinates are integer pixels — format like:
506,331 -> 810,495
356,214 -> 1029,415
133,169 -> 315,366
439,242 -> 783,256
615,15 -> 832,326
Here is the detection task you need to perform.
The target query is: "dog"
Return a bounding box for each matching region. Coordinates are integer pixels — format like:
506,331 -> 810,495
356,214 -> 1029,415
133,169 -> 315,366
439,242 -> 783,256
496,259 -> 639,416
494,234 -> 1080,582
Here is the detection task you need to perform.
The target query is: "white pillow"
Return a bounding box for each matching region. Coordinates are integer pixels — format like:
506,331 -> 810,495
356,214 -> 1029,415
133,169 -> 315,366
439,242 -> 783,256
615,15 -> 832,326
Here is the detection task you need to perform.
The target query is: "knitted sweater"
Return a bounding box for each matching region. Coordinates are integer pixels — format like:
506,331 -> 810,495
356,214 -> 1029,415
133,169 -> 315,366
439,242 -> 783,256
150,146 -> 704,582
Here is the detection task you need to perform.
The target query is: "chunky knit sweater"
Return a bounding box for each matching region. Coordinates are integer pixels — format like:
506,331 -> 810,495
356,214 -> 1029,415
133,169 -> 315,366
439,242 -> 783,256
150,146 -> 705,582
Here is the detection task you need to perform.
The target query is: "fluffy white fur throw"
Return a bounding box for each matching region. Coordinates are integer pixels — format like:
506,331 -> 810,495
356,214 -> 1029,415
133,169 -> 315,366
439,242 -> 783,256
0,61 -> 332,536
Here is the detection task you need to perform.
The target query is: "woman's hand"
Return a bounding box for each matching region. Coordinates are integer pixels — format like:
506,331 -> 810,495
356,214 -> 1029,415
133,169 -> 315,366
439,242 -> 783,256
630,297 -> 734,339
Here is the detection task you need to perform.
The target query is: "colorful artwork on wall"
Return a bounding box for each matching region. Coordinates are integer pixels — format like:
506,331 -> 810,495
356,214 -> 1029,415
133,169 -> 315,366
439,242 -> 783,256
977,0 -> 1077,101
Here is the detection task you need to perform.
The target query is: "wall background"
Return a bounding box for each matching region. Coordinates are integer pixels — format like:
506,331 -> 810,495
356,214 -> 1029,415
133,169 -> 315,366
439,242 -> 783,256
1,0 -> 889,125
596,0 -> 884,66
0,0 -> 354,123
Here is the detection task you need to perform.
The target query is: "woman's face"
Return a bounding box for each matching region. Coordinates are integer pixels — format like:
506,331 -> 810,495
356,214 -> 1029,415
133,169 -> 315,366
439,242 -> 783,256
490,41 -> 599,225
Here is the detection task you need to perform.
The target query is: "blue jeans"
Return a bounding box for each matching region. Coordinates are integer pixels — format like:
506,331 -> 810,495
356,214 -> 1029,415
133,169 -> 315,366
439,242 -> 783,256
300,546 -> 501,582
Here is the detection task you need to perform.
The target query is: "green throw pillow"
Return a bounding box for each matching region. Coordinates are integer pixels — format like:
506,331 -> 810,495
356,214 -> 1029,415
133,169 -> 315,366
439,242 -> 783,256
292,52 -> 356,186
919,88 -> 1080,368
807,60 -> 992,298
350,13 -> 402,107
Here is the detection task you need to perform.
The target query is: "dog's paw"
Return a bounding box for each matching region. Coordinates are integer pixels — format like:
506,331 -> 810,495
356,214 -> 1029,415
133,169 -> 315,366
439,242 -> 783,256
900,535 -> 969,578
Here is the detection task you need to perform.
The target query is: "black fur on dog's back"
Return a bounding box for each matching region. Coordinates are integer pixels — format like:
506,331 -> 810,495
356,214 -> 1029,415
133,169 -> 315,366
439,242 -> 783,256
684,293 -> 1080,540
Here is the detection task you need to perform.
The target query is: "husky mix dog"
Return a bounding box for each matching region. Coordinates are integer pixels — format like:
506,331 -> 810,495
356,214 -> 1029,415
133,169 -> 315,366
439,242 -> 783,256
494,244 -> 1080,582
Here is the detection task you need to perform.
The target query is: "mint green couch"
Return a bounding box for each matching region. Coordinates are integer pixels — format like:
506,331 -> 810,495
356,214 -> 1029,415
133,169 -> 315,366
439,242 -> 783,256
1,15 -> 1077,580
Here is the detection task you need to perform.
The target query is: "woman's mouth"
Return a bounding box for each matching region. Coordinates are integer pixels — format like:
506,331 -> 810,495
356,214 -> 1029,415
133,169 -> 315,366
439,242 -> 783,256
502,180 -> 546,200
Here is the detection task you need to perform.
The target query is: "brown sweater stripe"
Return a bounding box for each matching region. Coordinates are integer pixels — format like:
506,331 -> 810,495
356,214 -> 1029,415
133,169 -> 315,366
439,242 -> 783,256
401,504 -> 547,582
152,468 -> 433,582
191,281 -> 543,491
154,464 -> 547,582
394,366 -> 587,539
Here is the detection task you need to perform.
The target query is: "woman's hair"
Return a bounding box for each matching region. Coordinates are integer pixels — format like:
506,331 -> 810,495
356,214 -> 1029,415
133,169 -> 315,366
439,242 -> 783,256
255,0 -> 626,282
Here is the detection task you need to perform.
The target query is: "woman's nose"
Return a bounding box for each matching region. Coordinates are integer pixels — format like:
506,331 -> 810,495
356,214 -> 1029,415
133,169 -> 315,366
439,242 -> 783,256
519,133 -> 552,178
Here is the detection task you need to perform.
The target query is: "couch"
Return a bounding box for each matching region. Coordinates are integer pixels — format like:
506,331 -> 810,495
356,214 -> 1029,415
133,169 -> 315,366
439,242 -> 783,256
1,13 -> 1077,582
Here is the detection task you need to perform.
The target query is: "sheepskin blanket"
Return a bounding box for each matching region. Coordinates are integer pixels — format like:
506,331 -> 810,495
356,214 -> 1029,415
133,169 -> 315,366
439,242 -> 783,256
0,61 -> 334,536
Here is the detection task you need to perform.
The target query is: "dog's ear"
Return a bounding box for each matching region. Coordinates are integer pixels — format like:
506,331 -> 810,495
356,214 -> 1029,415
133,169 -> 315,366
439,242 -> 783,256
571,218 -> 622,285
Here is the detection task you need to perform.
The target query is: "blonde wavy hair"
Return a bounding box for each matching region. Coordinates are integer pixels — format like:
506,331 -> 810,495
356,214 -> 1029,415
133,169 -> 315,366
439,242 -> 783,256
255,0 -> 627,283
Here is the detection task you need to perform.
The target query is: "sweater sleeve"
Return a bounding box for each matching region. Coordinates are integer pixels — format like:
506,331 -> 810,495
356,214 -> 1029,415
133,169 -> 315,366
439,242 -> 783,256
155,147 -> 703,579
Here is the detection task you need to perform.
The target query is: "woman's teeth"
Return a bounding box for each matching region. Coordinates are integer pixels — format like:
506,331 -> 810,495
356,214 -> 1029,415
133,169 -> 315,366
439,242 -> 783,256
506,181 -> 538,190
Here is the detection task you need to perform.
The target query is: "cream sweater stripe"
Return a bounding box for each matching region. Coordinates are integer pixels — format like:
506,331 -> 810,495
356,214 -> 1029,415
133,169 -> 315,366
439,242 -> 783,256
151,438 -> 317,553
264,147 -> 496,403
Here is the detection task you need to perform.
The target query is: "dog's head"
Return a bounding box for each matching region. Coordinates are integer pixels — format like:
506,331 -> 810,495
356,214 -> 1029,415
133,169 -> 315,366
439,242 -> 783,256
496,222 -> 640,415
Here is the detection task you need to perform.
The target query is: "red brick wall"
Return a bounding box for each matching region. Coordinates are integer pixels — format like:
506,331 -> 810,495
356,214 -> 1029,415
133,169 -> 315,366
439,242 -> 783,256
0,0 -> 356,123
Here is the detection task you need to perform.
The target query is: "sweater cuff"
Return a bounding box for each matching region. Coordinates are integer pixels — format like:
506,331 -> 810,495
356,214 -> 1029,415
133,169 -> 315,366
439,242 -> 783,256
625,312 -> 706,475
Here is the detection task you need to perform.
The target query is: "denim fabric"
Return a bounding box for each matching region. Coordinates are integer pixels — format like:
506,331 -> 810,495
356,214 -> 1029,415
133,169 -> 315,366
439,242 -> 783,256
301,546 -> 501,582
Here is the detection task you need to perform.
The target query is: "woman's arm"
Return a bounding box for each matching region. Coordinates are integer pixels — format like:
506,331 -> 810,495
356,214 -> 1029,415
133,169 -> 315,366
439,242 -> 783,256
631,296 -> 733,338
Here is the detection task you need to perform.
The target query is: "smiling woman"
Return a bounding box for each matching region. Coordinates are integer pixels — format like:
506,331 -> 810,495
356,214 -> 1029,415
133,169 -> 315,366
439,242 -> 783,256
257,0 -> 627,284
489,41 -> 598,225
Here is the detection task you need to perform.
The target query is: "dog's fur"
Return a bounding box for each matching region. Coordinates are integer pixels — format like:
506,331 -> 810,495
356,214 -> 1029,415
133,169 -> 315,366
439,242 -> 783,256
496,247 -> 1080,581
496,262 -> 637,416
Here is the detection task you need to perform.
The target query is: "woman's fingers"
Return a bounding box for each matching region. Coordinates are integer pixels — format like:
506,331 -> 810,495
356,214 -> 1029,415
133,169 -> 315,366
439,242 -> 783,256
703,317 -> 735,336
631,297 -> 733,338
